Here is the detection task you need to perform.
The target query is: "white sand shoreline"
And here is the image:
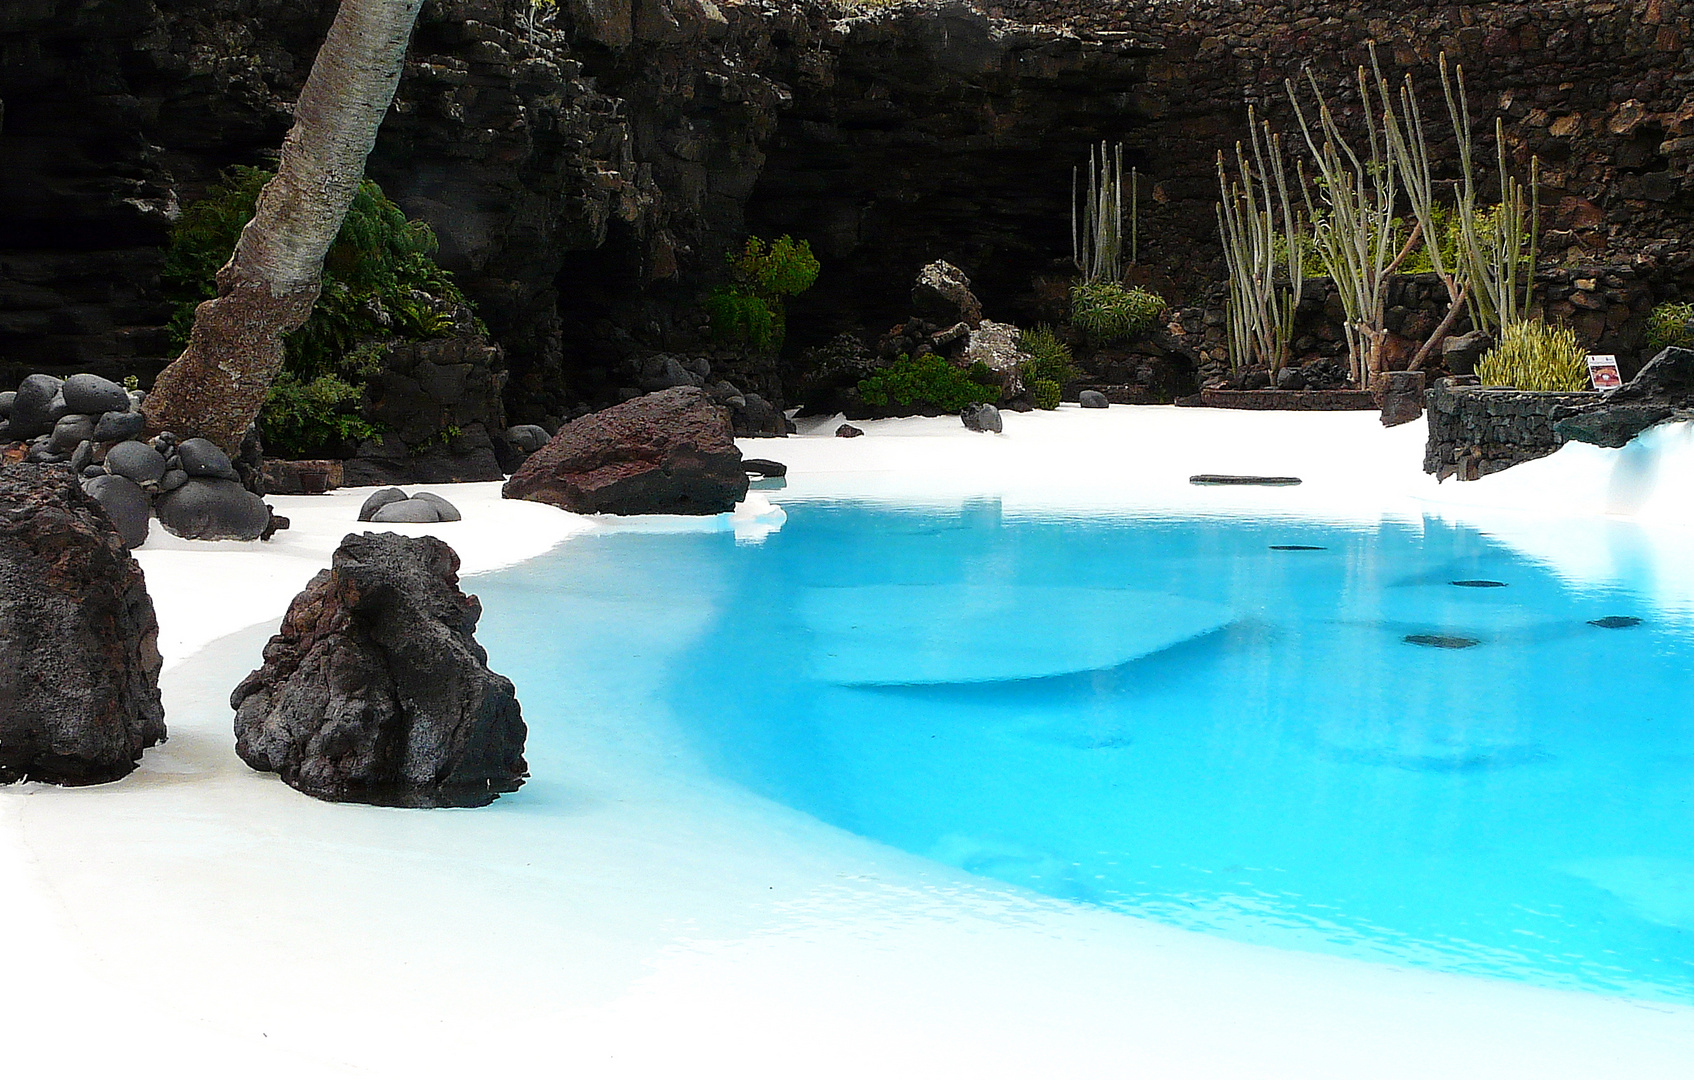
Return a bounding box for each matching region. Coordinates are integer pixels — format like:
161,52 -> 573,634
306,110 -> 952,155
5,407 -> 1694,1077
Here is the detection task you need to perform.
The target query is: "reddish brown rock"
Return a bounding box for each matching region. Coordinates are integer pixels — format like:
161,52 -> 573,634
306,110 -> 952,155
0,463 -> 165,784
502,387 -> 747,515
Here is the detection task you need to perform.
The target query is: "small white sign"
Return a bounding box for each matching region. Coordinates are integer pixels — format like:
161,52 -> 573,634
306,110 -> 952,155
1587,354 -> 1621,391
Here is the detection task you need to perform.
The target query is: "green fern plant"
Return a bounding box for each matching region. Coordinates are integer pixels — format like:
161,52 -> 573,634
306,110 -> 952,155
162,166 -> 471,457
707,234 -> 820,354
858,354 -> 999,412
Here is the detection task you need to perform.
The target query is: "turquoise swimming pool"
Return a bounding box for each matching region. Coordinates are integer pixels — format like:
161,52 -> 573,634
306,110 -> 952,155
473,502 -> 1694,1004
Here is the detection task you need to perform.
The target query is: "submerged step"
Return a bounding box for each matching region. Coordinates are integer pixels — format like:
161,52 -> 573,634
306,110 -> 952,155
1189,474 -> 1303,486
800,585 -> 1234,685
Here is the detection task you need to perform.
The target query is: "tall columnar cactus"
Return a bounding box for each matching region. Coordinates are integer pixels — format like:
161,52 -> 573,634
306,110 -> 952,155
1074,141 -> 1131,284
1215,111 -> 1304,375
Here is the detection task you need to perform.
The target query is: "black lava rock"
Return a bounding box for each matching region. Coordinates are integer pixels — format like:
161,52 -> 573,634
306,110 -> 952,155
231,532 -> 527,807
62,374 -> 130,415
175,437 -> 240,481
0,464 -> 165,784
93,411 -> 146,442
105,440 -> 168,484
10,375 -> 64,439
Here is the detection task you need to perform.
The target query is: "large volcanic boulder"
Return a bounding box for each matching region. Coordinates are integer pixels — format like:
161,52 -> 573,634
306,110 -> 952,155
1554,346 -> 1694,448
502,386 -> 748,515
231,532 -> 527,807
0,464 -> 166,784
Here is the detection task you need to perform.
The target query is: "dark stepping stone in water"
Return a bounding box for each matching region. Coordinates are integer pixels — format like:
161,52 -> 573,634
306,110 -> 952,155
1270,544 -> 1326,551
1450,579 -> 1507,588
1404,633 -> 1482,649
743,457 -> 787,478
1190,474 -> 1302,486
1589,615 -> 1642,629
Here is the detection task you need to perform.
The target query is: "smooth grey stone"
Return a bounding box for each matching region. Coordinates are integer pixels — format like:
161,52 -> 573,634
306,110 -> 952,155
82,473 -> 151,549
175,436 -> 239,480
105,439 -> 168,483
82,464 -> 107,478
0,420 -> 9,441
25,445 -> 60,463
409,492 -> 461,521
358,487 -> 410,521
154,478 -> 269,541
62,374 -> 130,415
94,410 -> 146,442
505,424 -> 551,453
70,439 -> 94,473
0,391 -> 13,418
128,390 -> 147,412
158,468 -> 188,492
10,374 -> 63,438
1078,390 -> 1110,409
961,403 -> 1002,433
49,414 -> 96,453
371,499 -> 443,523
46,391 -> 70,423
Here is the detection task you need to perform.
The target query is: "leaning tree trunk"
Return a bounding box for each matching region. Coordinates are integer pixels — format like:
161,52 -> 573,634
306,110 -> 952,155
143,0 -> 426,454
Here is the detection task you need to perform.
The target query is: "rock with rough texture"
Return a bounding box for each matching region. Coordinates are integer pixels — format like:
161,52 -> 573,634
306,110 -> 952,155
358,488 -> 410,521
961,402 -> 1003,432
1440,332 -> 1491,376
371,499 -> 444,524
506,425 -> 552,454
836,423 -> 864,437
503,386 -> 746,515
962,320 -> 1029,401
154,478 -> 270,540
62,374 -> 129,415
911,260 -> 983,329
82,473 -> 151,549
1378,370 -> 1426,428
0,464 -> 165,784
1079,390 -> 1109,409
1553,346 -> 1694,448
231,532 -> 527,807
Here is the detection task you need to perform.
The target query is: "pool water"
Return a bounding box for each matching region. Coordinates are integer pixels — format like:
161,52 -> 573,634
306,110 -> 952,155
474,502 -> 1694,1004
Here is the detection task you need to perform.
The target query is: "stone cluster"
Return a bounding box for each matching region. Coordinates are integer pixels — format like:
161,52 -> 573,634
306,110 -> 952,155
0,372 -> 273,546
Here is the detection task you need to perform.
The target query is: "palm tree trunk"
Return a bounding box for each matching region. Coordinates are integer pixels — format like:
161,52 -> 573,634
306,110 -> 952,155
144,0 -> 426,454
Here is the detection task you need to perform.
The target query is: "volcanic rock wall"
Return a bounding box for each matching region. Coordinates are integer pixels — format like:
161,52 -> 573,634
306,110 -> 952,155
4,0 -> 1694,417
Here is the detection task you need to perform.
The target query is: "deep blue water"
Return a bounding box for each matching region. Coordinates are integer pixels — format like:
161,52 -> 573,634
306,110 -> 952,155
474,502 -> 1694,1004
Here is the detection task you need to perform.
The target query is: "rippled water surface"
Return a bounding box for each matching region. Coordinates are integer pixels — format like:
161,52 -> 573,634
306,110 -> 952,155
474,502 -> 1694,1003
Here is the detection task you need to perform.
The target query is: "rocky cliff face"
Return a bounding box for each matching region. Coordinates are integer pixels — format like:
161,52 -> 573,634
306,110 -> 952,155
4,0 -> 1694,419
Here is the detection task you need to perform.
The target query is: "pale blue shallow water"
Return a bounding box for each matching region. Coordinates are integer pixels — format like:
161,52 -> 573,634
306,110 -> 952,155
473,502 -> 1694,1004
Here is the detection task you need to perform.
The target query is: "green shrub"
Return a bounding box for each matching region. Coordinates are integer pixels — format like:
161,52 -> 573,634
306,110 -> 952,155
1031,378 -> 1062,410
162,166 -> 470,456
1017,324 -> 1076,409
1070,281 -> 1165,341
258,372 -> 377,456
707,234 -> 820,354
1476,320 -> 1589,391
1645,301 -> 1694,353
858,353 -> 1000,412
703,286 -> 781,353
